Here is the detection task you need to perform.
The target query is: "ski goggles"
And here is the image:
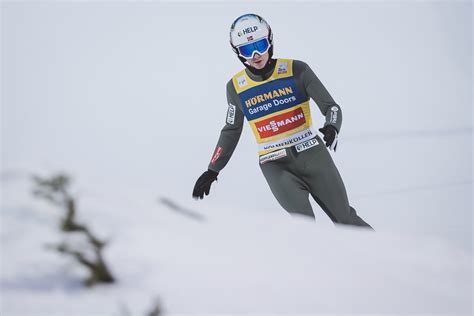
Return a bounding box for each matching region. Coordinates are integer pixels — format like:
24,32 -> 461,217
236,38 -> 271,59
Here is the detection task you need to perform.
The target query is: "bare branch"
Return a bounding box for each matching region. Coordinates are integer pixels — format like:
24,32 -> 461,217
35,172 -> 115,287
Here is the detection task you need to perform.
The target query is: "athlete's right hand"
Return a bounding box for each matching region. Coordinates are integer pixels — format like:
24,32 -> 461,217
192,170 -> 219,200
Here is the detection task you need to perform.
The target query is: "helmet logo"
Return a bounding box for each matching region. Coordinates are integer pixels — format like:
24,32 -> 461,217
237,26 -> 258,37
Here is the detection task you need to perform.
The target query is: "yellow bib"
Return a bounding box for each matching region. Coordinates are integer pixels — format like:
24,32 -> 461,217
232,59 -> 316,155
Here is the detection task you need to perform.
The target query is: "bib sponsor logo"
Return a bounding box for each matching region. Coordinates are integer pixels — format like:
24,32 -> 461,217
260,128 -> 315,152
295,138 -> 319,152
211,146 -> 222,164
245,86 -> 293,108
238,77 -> 306,122
227,103 -> 236,125
248,95 -> 296,115
277,62 -> 288,74
237,75 -> 247,88
259,148 -> 287,164
255,107 -> 306,138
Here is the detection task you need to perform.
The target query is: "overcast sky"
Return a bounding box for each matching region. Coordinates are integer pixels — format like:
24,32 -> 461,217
2,1 -> 472,248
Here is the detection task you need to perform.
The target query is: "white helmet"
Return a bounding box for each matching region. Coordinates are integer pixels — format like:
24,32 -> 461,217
229,14 -> 273,60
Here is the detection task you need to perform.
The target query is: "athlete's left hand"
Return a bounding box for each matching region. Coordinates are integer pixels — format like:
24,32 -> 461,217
318,125 -> 338,151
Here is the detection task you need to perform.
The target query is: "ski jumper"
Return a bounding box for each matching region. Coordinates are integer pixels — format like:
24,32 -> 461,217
208,58 -> 372,227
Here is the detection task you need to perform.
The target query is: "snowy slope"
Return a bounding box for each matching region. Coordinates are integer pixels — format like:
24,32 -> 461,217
1,173 -> 472,315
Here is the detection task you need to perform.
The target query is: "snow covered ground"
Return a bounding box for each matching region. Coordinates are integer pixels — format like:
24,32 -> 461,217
1,172 -> 472,315
1,1 -> 472,315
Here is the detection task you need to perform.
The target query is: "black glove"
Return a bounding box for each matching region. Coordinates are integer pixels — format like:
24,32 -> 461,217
318,125 -> 338,151
192,170 -> 219,200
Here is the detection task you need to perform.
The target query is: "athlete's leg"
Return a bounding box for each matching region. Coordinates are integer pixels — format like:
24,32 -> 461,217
260,161 -> 314,218
298,140 -> 373,229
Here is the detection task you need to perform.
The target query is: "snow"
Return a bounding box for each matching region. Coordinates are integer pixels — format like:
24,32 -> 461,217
1,1 -> 473,315
1,173 -> 472,315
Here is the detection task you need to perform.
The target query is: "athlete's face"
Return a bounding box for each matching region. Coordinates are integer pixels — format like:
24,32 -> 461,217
247,52 -> 269,69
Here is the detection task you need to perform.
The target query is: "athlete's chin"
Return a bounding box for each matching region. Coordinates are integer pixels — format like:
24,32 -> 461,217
251,60 -> 266,69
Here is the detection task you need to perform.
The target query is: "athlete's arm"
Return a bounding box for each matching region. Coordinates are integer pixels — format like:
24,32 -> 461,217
293,60 -> 342,133
207,80 -> 245,173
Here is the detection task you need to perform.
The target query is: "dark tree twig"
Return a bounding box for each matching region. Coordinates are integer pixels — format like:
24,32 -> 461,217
33,173 -> 115,286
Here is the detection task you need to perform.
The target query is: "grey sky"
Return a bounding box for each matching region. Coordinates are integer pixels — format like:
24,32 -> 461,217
1,1 -> 472,248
